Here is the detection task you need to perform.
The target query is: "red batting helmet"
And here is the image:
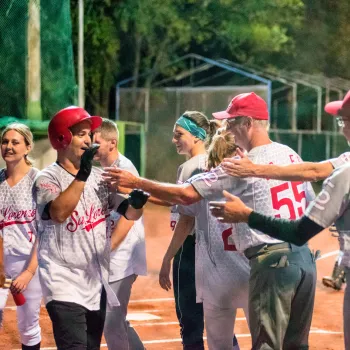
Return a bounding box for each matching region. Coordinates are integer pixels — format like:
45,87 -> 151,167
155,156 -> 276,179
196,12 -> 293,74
48,106 -> 102,150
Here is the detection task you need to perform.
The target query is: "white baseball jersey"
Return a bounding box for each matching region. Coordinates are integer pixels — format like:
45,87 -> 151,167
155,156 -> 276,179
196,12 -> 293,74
178,199 -> 249,308
0,168 -> 38,258
170,154 -> 207,232
329,151 -> 350,169
35,163 -> 127,310
108,154 -> 147,282
190,142 -> 315,253
306,163 -> 350,268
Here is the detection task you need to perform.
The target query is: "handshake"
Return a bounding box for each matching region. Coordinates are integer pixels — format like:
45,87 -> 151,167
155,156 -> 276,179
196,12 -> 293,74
128,189 -> 150,209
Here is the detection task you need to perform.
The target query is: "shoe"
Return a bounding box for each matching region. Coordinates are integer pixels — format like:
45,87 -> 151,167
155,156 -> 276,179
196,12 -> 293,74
329,225 -> 339,237
322,276 -> 343,291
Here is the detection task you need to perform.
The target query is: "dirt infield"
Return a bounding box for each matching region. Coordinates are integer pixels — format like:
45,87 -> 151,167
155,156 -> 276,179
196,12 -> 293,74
0,203 -> 345,349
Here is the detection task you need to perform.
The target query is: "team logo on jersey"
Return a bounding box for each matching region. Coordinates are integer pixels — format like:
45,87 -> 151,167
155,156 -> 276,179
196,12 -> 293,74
0,206 -> 36,230
39,181 -> 60,194
191,166 -> 225,187
66,204 -> 109,232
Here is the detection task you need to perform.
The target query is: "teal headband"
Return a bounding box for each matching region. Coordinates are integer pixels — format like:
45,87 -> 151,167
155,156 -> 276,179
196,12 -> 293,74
175,115 -> 207,140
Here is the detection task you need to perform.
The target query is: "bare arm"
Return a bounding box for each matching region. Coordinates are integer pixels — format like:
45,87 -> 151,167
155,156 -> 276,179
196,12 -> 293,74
159,214 -> 195,291
110,217 -> 134,251
124,206 -> 143,220
103,168 -> 202,205
11,239 -> 39,294
148,196 -> 174,207
49,179 -> 85,223
221,157 -> 334,182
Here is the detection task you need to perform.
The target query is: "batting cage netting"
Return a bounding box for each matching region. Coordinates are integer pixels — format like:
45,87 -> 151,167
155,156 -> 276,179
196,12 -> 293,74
0,0 -> 76,122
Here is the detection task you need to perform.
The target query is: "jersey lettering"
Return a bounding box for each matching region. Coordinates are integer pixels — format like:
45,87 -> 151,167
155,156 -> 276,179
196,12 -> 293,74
270,181 -> 306,219
66,205 -> 108,232
222,227 -> 237,251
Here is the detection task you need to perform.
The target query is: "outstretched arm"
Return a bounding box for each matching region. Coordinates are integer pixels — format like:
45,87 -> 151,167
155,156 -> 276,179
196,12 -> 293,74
209,191 -> 324,246
221,150 -> 334,182
103,167 -> 202,205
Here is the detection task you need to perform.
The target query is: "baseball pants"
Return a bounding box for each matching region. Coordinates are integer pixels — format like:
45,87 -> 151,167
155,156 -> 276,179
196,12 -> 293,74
203,300 -> 249,350
1,256 -> 42,347
46,288 -> 106,350
104,274 -> 144,350
344,267 -> 350,350
247,244 -> 316,350
173,234 -> 204,350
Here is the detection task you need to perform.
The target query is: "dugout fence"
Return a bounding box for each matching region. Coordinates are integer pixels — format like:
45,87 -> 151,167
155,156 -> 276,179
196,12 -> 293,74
0,0 -> 76,122
117,54 -> 350,182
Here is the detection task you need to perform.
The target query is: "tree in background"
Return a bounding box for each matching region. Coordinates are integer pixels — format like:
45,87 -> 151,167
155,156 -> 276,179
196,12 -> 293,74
274,0 -> 350,80
71,0 -> 304,117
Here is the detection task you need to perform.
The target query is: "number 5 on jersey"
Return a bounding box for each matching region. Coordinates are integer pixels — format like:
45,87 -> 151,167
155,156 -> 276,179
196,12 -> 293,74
270,181 -> 306,219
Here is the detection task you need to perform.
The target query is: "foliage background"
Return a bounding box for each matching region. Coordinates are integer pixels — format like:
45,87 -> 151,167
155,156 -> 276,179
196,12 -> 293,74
69,0 -> 350,118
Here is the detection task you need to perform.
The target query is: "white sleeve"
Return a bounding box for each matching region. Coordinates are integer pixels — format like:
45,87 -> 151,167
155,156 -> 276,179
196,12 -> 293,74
328,152 -> 350,169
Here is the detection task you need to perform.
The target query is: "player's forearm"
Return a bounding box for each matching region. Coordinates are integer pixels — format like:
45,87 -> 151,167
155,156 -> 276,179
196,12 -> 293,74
49,179 -> 85,223
248,212 -> 324,246
25,240 -> 39,274
163,215 -> 195,262
254,162 -> 333,182
135,178 -> 200,205
111,218 -> 134,251
125,206 -> 143,221
148,196 -> 173,207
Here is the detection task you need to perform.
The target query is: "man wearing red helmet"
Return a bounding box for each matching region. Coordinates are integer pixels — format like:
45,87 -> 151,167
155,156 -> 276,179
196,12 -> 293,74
34,106 -> 149,350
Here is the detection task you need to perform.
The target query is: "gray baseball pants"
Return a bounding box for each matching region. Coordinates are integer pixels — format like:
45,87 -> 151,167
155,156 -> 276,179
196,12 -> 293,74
104,274 -> 144,350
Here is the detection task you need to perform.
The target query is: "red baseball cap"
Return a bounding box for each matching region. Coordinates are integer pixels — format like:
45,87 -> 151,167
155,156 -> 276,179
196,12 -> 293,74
324,90 -> 350,117
212,92 -> 269,120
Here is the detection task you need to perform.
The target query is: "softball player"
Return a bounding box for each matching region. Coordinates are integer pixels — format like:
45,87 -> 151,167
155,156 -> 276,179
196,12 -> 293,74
34,107 -> 148,350
175,131 -> 250,350
209,91 -> 350,350
160,111 -> 219,350
0,123 -> 42,350
93,119 -> 146,350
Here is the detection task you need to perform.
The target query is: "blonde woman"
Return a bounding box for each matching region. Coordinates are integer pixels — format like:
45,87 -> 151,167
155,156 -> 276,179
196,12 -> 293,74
0,123 -> 42,350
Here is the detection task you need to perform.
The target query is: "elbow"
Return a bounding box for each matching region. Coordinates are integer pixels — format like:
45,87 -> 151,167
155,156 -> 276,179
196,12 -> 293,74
178,194 -> 197,206
51,215 -> 67,224
50,211 -> 68,224
125,208 -> 142,221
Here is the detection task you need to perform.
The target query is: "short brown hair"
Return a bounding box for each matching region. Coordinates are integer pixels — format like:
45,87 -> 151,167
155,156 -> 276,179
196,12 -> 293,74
94,118 -> 119,142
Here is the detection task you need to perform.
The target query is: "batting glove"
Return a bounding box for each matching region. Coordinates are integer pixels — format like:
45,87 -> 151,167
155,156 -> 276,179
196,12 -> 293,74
76,144 -> 100,182
128,189 -> 150,209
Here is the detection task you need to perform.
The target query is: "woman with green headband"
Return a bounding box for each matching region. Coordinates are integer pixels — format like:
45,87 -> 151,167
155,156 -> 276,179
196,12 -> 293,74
159,111 -> 219,350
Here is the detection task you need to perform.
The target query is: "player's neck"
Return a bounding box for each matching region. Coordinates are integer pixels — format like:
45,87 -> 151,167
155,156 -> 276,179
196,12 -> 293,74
100,150 -> 119,168
5,160 -> 31,182
56,154 -> 80,176
189,143 -> 206,158
246,131 -> 272,152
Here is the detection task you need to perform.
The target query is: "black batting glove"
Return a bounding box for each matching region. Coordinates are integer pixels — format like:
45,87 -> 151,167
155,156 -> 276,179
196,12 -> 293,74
76,144 -> 100,182
128,189 -> 150,209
